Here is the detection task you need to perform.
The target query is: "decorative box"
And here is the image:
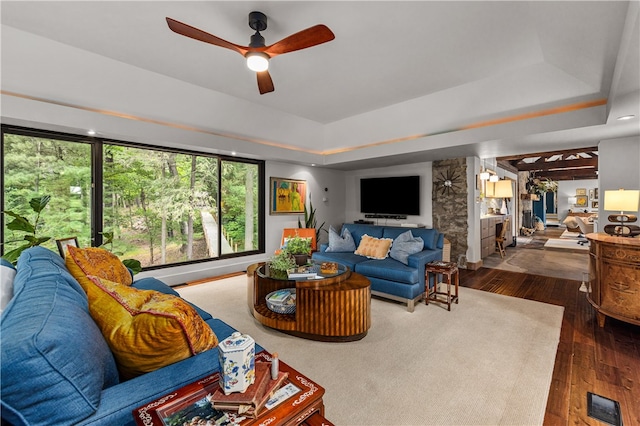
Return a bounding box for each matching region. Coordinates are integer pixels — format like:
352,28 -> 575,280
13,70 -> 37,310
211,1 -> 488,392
218,332 -> 255,394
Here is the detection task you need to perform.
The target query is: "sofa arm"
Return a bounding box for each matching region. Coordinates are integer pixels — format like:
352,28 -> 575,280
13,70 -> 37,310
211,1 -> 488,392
407,249 -> 444,289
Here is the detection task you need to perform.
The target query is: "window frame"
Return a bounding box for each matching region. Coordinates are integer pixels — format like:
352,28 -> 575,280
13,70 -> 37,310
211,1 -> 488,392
1,124 -> 265,271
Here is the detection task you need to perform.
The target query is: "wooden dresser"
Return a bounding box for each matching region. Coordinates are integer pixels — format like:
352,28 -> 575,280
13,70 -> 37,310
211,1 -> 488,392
586,233 -> 640,327
480,215 -> 513,258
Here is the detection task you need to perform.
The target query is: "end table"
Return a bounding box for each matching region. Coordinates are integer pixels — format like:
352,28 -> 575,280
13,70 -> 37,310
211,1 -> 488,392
425,261 -> 459,311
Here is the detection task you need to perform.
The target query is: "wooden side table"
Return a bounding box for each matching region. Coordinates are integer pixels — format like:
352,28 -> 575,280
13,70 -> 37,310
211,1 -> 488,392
425,261 -> 459,311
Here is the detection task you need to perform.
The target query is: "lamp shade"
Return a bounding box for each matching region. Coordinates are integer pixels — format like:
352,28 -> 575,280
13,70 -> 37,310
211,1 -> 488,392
493,180 -> 513,198
604,189 -> 640,212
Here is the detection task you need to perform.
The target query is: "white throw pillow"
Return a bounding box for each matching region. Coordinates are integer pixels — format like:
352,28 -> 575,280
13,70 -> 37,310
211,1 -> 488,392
1,260 -> 17,314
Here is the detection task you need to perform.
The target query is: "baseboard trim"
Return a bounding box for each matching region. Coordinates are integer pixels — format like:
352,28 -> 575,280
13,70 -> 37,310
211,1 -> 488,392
466,260 -> 483,270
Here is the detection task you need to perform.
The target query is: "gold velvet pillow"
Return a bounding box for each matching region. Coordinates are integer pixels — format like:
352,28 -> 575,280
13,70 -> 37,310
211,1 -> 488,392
83,275 -> 218,379
65,246 -> 133,290
354,234 -> 393,260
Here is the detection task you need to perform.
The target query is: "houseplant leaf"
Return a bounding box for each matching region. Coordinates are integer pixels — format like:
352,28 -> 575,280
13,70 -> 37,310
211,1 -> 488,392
4,211 -> 35,234
29,195 -> 51,213
122,259 -> 142,275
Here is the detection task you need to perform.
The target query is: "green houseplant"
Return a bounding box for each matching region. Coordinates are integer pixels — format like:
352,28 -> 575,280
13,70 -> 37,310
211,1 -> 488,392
267,250 -> 296,279
298,198 -> 326,241
1,195 -> 52,264
2,195 -> 141,273
284,235 -> 312,266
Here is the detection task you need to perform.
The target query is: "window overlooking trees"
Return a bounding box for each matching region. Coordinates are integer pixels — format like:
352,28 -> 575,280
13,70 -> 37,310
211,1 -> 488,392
2,132 -> 92,253
2,126 -> 264,269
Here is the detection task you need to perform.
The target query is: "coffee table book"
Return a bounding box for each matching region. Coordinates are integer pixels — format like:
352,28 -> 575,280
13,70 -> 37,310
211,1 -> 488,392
133,351 -> 327,426
210,363 -> 288,417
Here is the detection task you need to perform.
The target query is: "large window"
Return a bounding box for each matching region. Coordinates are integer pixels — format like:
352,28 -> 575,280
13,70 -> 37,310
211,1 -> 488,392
1,126 -> 264,269
1,132 -> 92,253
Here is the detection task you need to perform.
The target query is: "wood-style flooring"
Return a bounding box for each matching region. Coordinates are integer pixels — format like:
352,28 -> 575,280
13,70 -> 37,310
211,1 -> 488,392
459,267 -> 640,425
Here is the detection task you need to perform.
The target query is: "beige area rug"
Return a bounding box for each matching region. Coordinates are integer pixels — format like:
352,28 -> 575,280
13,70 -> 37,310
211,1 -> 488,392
544,238 -> 589,252
178,276 -> 564,425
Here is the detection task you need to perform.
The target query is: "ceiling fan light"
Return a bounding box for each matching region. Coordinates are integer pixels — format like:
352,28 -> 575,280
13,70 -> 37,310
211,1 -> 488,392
246,52 -> 269,72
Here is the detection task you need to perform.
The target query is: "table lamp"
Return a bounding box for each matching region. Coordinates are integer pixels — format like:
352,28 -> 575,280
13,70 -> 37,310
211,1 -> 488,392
603,189 -> 640,237
493,180 -> 513,215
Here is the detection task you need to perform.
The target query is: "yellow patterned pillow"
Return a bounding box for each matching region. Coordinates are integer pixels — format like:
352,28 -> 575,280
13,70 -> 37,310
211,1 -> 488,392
66,246 -> 133,290
354,234 -> 393,260
83,275 -> 218,379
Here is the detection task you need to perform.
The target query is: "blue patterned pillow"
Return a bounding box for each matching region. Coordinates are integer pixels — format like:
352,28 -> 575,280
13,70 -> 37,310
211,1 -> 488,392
390,230 -> 424,265
326,226 -> 356,252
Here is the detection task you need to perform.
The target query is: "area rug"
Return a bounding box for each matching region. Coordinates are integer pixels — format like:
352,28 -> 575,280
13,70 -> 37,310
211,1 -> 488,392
481,248 -> 588,281
516,236 -> 533,245
544,238 -> 589,251
178,275 -> 564,425
559,230 -> 583,239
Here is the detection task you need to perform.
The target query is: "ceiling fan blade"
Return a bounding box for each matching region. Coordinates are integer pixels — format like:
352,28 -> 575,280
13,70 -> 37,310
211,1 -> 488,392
264,24 -> 335,57
166,17 -> 249,56
257,71 -> 274,94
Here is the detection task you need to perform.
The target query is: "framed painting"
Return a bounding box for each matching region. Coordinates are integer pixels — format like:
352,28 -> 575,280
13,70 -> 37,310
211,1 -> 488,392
56,237 -> 78,258
589,189 -> 595,199
592,201 -> 599,209
576,188 -> 587,196
575,195 -> 588,208
269,177 -> 307,214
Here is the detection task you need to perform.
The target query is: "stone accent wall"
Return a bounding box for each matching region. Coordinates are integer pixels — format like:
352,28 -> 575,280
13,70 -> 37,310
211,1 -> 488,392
432,158 -> 468,263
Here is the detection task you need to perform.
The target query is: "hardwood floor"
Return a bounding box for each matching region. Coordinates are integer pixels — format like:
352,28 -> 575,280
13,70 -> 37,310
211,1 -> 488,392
459,267 -> 640,425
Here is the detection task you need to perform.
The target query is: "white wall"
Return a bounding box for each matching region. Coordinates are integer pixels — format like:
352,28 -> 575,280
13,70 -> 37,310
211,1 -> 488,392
264,162 -> 346,254
467,157 -> 482,264
598,135 -> 640,227
344,162 -> 433,228
557,179 -> 599,221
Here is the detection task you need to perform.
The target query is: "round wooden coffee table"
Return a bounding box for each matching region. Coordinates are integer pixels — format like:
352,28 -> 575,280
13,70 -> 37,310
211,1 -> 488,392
247,262 -> 371,342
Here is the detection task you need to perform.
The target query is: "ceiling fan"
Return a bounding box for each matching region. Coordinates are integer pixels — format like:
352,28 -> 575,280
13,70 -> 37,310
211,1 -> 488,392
166,11 -> 335,94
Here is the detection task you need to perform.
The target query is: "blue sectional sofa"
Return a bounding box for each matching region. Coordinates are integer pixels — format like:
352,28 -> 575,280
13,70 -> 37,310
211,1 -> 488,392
0,247 -> 262,426
312,224 -> 448,312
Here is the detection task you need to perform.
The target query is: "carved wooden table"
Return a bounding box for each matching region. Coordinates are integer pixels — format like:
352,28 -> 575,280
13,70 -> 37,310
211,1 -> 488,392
133,351 -> 332,426
247,262 -> 371,341
425,261 -> 459,311
586,233 -> 640,327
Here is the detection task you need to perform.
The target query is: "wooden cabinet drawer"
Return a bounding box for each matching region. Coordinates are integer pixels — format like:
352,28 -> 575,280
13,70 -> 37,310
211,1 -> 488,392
481,237 -> 495,258
601,244 -> 640,263
600,261 -> 640,320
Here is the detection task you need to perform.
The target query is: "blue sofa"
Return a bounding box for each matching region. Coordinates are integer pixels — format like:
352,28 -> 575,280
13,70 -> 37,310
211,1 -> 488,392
312,224 -> 448,312
1,247 -> 263,426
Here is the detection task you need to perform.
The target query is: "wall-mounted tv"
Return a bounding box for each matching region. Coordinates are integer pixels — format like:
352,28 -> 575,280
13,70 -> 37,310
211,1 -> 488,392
360,176 -> 420,215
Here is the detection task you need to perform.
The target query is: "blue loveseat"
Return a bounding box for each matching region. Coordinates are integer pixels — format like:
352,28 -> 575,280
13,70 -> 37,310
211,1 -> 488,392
1,247 -> 262,426
312,224 -> 448,312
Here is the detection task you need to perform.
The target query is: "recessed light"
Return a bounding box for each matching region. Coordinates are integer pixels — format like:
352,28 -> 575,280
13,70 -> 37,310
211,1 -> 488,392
311,164 -> 316,167
231,151 -> 237,156
617,115 -> 635,121
87,129 -> 96,136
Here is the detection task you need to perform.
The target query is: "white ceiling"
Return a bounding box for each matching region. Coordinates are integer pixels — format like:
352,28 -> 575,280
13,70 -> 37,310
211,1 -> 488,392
1,1 -> 639,170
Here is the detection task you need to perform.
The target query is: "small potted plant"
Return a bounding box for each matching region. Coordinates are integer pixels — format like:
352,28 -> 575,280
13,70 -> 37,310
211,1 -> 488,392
284,235 -> 312,266
267,251 -> 296,279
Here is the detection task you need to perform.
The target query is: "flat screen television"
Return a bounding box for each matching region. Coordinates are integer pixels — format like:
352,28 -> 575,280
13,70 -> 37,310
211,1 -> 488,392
360,176 -> 420,215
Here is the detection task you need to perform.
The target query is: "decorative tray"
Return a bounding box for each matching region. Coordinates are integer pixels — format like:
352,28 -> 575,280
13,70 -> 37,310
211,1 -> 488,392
265,288 -> 296,314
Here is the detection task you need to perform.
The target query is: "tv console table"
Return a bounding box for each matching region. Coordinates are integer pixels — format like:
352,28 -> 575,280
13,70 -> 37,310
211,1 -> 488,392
247,263 -> 371,342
